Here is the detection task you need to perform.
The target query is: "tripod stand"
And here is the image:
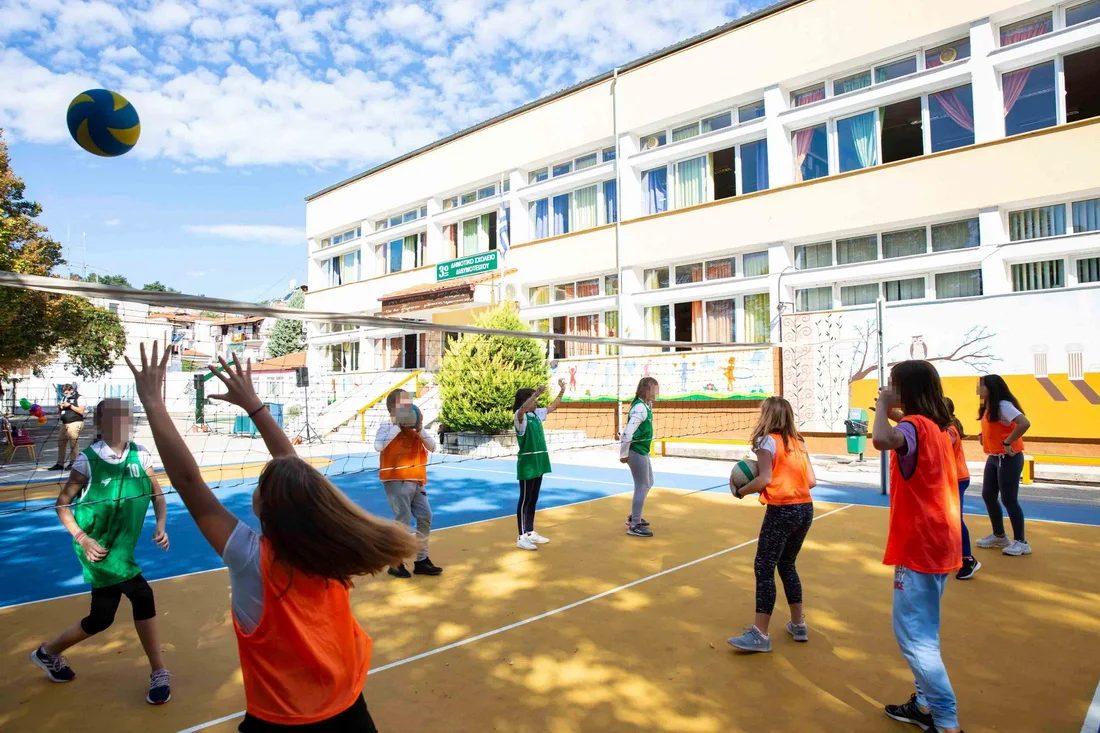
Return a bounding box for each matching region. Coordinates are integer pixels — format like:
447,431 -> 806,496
296,381 -> 323,444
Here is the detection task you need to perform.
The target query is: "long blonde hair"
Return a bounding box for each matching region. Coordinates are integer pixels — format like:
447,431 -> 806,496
749,396 -> 802,452
256,457 -> 417,584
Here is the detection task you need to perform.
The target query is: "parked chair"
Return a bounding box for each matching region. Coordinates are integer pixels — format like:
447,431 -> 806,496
2,417 -> 37,462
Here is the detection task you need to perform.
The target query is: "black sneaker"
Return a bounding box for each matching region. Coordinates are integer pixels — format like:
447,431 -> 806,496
413,557 -> 443,576
147,668 -> 171,705
956,557 -> 981,581
885,693 -> 934,728
47,463 -> 65,471
626,523 -> 653,537
30,644 -> 76,682
387,564 -> 412,579
63,463 -> 73,471
625,516 -> 650,527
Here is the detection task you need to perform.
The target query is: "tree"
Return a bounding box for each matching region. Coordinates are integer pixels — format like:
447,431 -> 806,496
71,272 -> 133,288
142,281 -> 179,293
266,288 -> 304,358
437,303 -> 548,433
0,128 -> 126,378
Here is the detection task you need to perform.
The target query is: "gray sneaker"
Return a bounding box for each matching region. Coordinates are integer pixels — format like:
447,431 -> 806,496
727,626 -> 772,653
786,620 -> 809,642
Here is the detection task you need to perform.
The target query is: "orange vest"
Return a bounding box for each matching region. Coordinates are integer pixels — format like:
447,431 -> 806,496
947,426 -> 970,481
981,410 -> 1024,455
234,540 -> 371,725
759,433 -> 813,506
380,427 -> 428,483
884,416 -> 962,574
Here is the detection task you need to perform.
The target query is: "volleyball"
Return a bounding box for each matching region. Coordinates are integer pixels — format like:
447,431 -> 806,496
66,89 -> 141,157
395,404 -> 421,428
730,459 -> 759,491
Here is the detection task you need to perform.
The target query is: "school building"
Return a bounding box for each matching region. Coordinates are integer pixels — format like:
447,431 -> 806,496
302,0 -> 1100,440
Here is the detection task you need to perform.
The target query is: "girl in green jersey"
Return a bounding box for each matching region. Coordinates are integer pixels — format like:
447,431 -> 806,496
513,379 -> 566,551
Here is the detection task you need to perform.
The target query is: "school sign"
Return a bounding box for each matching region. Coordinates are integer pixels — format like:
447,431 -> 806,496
436,251 -> 499,282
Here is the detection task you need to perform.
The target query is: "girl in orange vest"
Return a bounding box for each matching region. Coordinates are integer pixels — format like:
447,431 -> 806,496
727,396 -> 817,653
873,360 -> 964,733
127,344 -> 417,732
975,374 -> 1032,557
945,398 -> 979,580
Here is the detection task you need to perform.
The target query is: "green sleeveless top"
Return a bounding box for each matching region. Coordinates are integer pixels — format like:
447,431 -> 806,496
516,411 -> 552,481
71,443 -> 153,588
629,398 -> 654,456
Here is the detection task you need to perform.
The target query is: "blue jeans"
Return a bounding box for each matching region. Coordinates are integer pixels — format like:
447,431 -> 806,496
893,566 -> 958,729
959,479 -> 971,558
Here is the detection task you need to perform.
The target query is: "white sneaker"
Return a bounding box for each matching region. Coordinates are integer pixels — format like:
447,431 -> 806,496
976,533 -> 1011,549
527,531 -> 549,544
1003,540 -> 1032,556
516,534 -> 538,551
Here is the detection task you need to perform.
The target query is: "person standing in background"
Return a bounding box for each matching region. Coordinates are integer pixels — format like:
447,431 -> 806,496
49,384 -> 85,471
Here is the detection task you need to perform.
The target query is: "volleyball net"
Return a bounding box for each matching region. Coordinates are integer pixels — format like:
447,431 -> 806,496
0,272 -> 782,514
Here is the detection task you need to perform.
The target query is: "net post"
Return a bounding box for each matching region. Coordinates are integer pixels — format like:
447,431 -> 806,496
876,297 -> 888,496
611,66 -> 623,440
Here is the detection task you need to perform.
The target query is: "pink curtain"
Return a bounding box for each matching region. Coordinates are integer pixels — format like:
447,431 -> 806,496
691,301 -> 704,343
793,127 -> 817,182
933,89 -> 974,131
1002,68 -> 1031,116
1001,17 -> 1052,46
705,300 -> 733,342
793,86 -> 825,108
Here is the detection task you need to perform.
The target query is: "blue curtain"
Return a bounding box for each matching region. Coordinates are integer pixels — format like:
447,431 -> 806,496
742,140 -> 769,194
838,111 -> 877,172
388,240 -> 402,273
1073,199 -> 1100,233
553,193 -> 570,235
534,199 -> 549,239
644,167 -> 667,214
604,180 -> 617,223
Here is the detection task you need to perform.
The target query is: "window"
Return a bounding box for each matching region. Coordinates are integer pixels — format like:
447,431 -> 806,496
529,286 -> 549,306
936,270 -> 983,299
702,112 -> 732,133
643,167 -> 668,214
738,100 -> 765,122
1067,0 -> 1100,26
443,196 -> 457,210
837,111 -> 877,172
882,227 -> 927,259
573,185 -> 598,230
1077,256 -> 1100,283
644,305 -> 670,344
836,235 -> 878,265
672,123 -> 700,142
925,38 -> 971,68
931,218 -> 980,251
443,223 -> 457,259
1013,259 -> 1065,291
552,161 -> 573,177
458,214 -> 496,255
744,293 -> 770,343
743,251 -> 770,277
604,274 -> 618,295
552,282 -> 575,302
644,267 -> 669,290
108,302 -> 119,314
531,318 -> 549,332
713,147 -> 740,201
1000,13 -> 1052,46
834,70 -> 871,96
841,283 -> 879,306
603,310 -> 619,355
602,147 -> 616,162
575,153 -> 598,170
384,234 -> 422,273
1073,198 -> 1100,232
641,132 -> 666,150
796,287 -> 833,312
795,242 -> 832,270
326,256 -> 342,287
675,262 -> 703,285
791,84 -> 825,107
604,180 -> 618,224
874,56 -> 917,83
793,124 -> 828,182
477,185 -> 496,200
342,250 -> 360,282
460,191 -> 477,205
1009,204 -> 1066,240
1065,46 -> 1100,125
705,300 -> 736,342
929,85 -> 975,152
1004,61 -> 1056,135
884,277 -> 925,301
576,279 -> 600,298
552,193 -> 570,236
880,97 -> 923,164
741,140 -> 769,194
675,156 -> 706,209
323,226 -> 362,247
705,258 -> 736,280
530,169 -> 548,184
420,205 -> 428,218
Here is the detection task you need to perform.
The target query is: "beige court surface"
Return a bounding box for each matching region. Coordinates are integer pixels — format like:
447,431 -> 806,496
2,489 -> 1098,733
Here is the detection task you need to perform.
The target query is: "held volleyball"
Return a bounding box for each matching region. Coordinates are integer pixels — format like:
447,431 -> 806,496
729,459 -> 759,491
66,89 -> 141,157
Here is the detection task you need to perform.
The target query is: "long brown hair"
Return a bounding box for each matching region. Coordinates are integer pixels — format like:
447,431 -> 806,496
256,457 -> 417,584
749,396 -> 802,451
635,377 -> 658,401
891,360 -> 952,429
944,397 -> 965,438
978,374 -> 1024,423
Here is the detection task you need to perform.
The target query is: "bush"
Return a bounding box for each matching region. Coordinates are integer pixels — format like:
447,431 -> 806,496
437,303 -> 548,433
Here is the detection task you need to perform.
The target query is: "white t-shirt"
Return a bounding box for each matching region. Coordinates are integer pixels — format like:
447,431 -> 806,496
373,419 -> 438,453
514,408 -> 548,437
619,402 -> 650,458
995,400 -> 1022,426
71,440 -> 154,480
753,435 -> 778,469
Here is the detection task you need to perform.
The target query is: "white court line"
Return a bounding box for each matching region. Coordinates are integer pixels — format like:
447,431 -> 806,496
437,463 -> 634,487
176,503 -> 854,732
1082,679 -> 1100,733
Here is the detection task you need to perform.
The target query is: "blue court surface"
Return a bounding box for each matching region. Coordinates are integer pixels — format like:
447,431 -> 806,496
2,456 -> 1099,608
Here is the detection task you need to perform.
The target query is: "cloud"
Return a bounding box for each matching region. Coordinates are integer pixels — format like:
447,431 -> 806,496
185,224 -> 303,244
104,218 -> 121,226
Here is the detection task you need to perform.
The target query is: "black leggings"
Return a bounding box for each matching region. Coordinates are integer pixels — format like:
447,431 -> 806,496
754,503 -> 814,615
239,694 -> 376,732
517,477 -> 543,535
81,573 -> 156,635
982,453 -> 1026,541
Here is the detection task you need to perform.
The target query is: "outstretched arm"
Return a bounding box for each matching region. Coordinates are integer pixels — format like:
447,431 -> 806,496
127,343 -> 238,556
545,379 -> 567,414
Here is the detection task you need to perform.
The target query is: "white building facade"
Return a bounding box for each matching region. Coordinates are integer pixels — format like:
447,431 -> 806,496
303,0 -> 1100,377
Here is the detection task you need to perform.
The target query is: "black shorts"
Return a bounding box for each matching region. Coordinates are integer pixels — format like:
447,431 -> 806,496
238,694 -> 376,733
80,574 -> 156,635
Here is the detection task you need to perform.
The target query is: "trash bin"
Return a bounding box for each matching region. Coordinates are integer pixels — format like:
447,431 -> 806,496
233,402 -> 284,436
844,408 -> 869,460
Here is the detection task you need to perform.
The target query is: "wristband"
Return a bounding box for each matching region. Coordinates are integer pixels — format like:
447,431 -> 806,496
248,404 -> 267,419
74,531 -> 86,543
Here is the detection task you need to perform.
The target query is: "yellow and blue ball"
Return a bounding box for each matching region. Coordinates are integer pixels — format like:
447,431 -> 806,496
66,89 -> 141,157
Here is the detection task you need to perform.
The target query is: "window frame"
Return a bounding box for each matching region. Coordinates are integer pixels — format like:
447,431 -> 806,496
529,178 -> 618,241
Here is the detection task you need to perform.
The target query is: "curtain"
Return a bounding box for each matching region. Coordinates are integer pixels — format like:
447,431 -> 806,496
1002,68 -> 1032,116
743,293 -> 770,343
744,140 -> 769,193
691,301 -> 704,342
604,180 -> 617,224
552,193 -> 570,235
936,271 -> 982,298
882,228 -> 927,259
840,284 -> 879,306
644,167 -> 667,214
1073,198 -> 1100,232
885,278 -> 925,301
843,111 -> 877,170
1001,16 -> 1052,46
931,218 -> 979,251
932,88 -> 974,131
573,185 -> 598,230
743,252 -> 770,277
705,300 -> 734,342
835,73 -> 870,95
1013,260 -> 1063,291
1009,206 -> 1066,240
675,156 -> 706,209
403,235 -> 417,270
706,259 -> 734,279
645,306 -> 669,341
461,219 -> 479,256
793,126 -> 818,182
793,86 -> 825,107
572,315 -> 597,356
533,199 -> 549,240
443,224 -> 457,260
576,279 -> 599,298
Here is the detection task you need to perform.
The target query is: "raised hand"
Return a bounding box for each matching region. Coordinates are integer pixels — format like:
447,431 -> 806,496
124,342 -> 172,407
207,356 -> 262,412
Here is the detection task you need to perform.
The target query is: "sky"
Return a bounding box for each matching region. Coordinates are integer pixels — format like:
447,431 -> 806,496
1,0 -> 765,302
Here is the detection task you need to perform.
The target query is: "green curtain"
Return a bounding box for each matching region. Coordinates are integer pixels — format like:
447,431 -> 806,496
573,185 -> 598,230
675,156 -> 706,209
